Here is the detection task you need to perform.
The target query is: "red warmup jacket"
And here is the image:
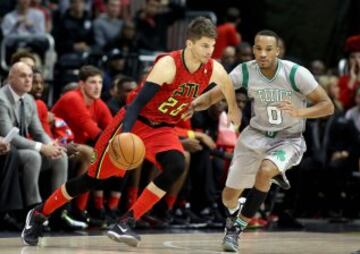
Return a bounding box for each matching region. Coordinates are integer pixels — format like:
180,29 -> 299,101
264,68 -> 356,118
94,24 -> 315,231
35,99 -> 52,137
52,88 -> 113,144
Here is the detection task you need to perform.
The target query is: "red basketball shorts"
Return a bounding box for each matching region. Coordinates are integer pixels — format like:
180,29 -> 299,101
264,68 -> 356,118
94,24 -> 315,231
87,108 -> 184,179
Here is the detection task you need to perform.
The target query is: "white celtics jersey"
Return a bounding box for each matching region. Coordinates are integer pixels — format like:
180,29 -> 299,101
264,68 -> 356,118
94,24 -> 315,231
230,59 -> 318,135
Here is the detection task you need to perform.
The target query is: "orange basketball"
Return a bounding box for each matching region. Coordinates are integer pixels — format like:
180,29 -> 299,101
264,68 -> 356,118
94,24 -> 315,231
108,133 -> 145,170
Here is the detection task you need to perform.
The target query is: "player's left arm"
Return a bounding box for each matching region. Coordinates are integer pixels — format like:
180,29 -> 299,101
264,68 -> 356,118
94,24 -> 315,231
278,66 -> 334,119
278,86 -> 334,118
301,86 -> 334,118
122,56 -> 176,132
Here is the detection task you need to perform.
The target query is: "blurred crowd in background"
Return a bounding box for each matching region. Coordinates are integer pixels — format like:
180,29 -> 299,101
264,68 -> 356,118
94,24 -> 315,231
0,0 -> 360,233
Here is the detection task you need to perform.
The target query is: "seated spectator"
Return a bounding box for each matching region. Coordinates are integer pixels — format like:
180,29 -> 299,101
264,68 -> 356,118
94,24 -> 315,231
319,75 -> 342,111
1,0 -> 45,36
31,0 -> 52,32
310,60 -> 327,81
220,46 -> 236,72
135,0 -> 185,52
338,34 -> 360,110
93,0 -> 131,20
52,65 -> 112,145
0,137 -> 23,231
93,0 -> 123,50
102,49 -> 127,98
107,75 -> 137,116
57,0 -> 92,15
30,69 -> 53,137
213,7 -> 241,59
0,62 -> 67,209
53,0 -> 94,56
235,88 -> 250,132
104,20 -> 139,54
345,87 -> 360,133
231,42 -> 253,69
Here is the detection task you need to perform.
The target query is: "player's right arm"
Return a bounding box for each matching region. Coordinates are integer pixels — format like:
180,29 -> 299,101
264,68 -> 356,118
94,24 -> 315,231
191,62 -> 244,111
122,56 -> 176,132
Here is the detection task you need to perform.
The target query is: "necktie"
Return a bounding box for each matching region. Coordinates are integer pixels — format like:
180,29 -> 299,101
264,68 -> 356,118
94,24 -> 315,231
19,98 -> 26,136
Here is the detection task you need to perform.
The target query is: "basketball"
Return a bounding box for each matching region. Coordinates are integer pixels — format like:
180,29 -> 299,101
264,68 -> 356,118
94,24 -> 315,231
108,133 -> 145,170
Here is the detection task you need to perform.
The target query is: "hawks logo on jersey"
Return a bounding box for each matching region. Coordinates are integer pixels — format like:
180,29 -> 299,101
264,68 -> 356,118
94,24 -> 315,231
172,83 -> 199,98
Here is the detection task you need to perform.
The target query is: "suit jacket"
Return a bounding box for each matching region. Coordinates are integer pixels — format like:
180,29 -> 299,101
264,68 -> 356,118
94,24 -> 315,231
0,84 -> 51,150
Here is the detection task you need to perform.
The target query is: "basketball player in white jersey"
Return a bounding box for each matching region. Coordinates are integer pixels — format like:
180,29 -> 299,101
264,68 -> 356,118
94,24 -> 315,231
189,30 -> 334,252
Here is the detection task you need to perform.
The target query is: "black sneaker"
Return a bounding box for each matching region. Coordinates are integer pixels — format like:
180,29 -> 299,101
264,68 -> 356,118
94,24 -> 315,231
89,208 -> 108,228
142,213 -> 169,229
60,209 -> 89,229
21,208 -> 47,246
183,207 -> 208,228
271,174 -> 291,190
106,212 -> 141,247
222,218 -> 243,252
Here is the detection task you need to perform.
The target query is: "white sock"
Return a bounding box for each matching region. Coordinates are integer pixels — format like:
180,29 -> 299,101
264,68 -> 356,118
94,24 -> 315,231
227,202 -> 240,215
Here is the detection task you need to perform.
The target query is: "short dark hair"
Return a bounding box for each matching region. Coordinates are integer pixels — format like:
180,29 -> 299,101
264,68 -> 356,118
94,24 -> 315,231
186,17 -> 217,41
255,30 -> 280,44
10,51 -> 36,65
78,65 -> 103,81
111,74 -> 133,89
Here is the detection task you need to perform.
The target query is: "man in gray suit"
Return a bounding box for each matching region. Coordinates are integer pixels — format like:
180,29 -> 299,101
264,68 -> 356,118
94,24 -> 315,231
0,62 -> 68,207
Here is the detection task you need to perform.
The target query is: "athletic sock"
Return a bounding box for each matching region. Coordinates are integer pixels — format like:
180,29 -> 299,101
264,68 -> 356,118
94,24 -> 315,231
108,195 -> 121,210
165,195 -> 177,210
227,202 -> 240,216
75,192 -> 90,211
94,196 -> 104,210
126,186 -> 138,209
130,188 -> 161,220
42,187 -> 70,216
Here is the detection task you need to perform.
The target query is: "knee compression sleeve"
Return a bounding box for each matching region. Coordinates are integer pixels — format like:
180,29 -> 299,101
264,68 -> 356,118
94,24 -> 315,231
65,174 -> 104,197
154,150 -> 185,191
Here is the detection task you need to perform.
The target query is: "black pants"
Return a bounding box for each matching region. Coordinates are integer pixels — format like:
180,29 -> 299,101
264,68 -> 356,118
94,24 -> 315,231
0,148 -> 23,212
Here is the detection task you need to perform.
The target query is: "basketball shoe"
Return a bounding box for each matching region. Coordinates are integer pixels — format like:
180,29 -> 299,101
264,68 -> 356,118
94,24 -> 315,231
222,217 -> 244,252
222,198 -> 246,252
21,208 -> 47,246
271,173 -> 291,190
106,212 -> 141,247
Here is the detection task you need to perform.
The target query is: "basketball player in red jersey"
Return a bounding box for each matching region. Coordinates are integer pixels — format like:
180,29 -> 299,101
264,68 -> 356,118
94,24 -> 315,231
22,17 -> 241,247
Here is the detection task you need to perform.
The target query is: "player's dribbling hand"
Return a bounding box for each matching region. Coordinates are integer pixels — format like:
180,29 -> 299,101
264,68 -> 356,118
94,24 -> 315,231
277,100 -> 301,118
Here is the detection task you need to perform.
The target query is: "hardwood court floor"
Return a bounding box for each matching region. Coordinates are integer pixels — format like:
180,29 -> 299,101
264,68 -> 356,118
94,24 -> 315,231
0,231 -> 359,254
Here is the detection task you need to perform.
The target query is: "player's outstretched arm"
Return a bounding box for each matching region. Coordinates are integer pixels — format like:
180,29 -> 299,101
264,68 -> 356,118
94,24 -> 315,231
210,61 -> 241,126
191,85 -> 224,111
122,56 -> 176,132
278,85 -> 334,119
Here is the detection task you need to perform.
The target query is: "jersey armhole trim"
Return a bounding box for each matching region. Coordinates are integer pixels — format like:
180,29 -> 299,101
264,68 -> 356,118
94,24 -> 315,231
242,63 -> 249,90
289,64 -> 300,92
